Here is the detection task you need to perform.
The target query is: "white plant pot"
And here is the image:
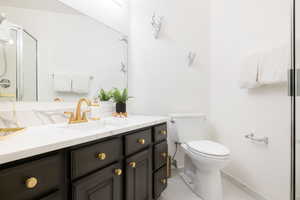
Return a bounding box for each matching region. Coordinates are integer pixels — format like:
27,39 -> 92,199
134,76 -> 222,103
100,101 -> 115,116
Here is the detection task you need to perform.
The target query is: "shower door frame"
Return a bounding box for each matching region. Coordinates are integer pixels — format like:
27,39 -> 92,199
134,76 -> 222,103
291,0 -> 296,199
9,25 -> 38,101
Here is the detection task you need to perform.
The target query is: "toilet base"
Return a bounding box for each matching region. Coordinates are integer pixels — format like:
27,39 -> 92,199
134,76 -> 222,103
180,169 -> 223,200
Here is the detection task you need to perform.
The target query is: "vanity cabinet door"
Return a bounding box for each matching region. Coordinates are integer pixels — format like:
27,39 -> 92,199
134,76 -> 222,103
126,149 -> 152,200
72,162 -> 123,200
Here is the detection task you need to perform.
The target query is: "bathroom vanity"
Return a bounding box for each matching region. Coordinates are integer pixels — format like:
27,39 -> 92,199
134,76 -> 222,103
0,116 -> 168,200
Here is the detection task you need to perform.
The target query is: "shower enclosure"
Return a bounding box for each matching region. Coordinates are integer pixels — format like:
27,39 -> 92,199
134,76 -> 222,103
0,25 -> 37,101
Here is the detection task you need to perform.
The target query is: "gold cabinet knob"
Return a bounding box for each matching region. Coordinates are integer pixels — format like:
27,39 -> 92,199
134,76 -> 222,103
161,152 -> 167,158
160,178 -> 167,185
97,153 -> 106,160
138,138 -> 145,145
25,177 -> 38,189
114,169 -> 122,176
160,130 -> 167,135
129,162 -> 136,168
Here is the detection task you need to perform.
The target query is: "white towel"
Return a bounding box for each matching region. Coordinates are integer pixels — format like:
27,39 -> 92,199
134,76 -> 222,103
53,74 -> 72,92
258,46 -> 290,85
0,21 -> 11,44
71,75 -> 90,94
239,54 -> 261,89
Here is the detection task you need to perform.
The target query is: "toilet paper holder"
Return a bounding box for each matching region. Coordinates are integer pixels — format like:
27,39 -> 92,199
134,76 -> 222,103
245,133 -> 269,145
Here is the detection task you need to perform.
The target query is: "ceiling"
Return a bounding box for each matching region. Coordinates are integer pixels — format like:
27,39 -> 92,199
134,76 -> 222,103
0,0 -> 83,15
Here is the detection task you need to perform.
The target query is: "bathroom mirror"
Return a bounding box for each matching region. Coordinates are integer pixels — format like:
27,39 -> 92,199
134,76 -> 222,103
0,0 -> 128,102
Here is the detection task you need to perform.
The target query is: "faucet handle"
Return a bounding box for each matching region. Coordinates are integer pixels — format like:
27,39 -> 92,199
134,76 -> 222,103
82,110 -> 91,121
64,111 -> 75,123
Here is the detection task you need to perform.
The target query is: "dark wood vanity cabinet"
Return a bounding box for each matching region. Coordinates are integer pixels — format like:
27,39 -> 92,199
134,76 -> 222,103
0,123 -> 168,200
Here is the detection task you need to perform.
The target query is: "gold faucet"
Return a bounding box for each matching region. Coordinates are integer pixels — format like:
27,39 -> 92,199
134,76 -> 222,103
64,98 -> 91,124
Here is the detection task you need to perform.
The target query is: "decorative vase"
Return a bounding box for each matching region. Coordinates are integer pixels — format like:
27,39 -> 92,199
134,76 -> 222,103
116,102 -> 126,113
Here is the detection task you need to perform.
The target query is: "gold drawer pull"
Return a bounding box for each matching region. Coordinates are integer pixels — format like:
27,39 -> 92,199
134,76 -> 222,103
129,162 -> 136,168
25,177 -> 38,189
160,130 -> 167,135
160,178 -> 167,185
97,153 -> 106,160
138,138 -> 145,145
161,152 -> 167,158
114,169 -> 122,176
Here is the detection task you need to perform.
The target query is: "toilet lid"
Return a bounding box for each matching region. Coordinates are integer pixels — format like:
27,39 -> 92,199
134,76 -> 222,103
186,140 -> 230,157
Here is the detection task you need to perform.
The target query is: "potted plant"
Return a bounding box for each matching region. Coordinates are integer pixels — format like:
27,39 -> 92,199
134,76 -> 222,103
98,89 -> 114,113
98,89 -> 112,101
112,88 -> 132,113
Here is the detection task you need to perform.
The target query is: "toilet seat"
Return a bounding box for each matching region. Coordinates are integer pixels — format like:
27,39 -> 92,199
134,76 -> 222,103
186,140 -> 230,159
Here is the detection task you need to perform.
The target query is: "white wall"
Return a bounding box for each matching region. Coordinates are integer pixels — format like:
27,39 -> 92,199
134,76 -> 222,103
128,0 -> 211,164
0,5 -> 127,101
129,0 -> 210,115
209,0 -> 291,199
130,0 -> 291,199
58,0 -> 129,35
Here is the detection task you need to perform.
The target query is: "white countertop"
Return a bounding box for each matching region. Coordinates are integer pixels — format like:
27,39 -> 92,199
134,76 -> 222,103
0,115 -> 168,165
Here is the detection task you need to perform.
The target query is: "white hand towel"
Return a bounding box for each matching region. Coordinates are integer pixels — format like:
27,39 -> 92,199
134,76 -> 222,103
239,54 -> 261,89
259,46 -> 290,85
0,21 -> 12,44
53,74 -> 72,92
71,75 -> 90,94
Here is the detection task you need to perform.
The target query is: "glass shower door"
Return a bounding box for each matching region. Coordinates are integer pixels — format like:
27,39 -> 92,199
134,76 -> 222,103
0,29 -> 17,101
0,28 -> 37,102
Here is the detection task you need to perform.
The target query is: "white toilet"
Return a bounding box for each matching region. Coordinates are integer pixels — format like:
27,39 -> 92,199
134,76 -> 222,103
170,113 -> 230,200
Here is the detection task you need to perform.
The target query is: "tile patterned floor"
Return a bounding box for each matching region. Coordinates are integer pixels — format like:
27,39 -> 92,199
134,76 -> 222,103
159,170 -> 256,200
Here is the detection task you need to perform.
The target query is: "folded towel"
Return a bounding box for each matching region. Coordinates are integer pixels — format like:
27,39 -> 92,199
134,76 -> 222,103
0,21 -> 11,44
71,75 -> 90,94
258,46 -> 290,85
239,54 -> 261,89
53,74 -> 72,92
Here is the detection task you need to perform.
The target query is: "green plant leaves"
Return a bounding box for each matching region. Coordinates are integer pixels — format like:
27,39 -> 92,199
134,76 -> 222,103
98,88 -> 132,103
112,88 -> 133,103
98,89 -> 112,101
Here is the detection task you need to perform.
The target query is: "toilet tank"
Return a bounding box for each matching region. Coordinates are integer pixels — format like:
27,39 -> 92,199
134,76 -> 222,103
170,113 -> 210,143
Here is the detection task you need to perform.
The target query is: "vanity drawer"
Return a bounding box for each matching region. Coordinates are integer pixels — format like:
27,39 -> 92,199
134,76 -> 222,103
71,138 -> 122,179
153,124 -> 168,143
154,141 -> 168,170
153,165 -> 168,199
0,154 -> 65,200
125,129 -> 152,155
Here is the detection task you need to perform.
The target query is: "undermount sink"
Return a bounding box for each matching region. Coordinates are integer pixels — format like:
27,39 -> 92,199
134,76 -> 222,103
102,117 -> 131,126
56,118 -> 132,132
57,121 -> 108,132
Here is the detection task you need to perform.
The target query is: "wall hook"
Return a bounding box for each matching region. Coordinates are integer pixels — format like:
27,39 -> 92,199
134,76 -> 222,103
120,35 -> 128,44
187,51 -> 196,67
120,62 -> 127,73
151,13 -> 163,39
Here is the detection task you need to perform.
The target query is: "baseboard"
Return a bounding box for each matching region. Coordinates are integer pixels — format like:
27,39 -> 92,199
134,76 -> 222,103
221,172 -> 268,200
